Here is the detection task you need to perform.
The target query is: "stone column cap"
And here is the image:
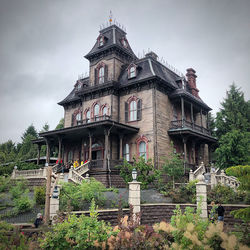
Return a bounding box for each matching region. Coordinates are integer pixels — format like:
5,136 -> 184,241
128,181 -> 142,184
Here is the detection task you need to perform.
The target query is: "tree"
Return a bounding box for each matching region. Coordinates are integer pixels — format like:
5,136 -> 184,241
207,112 -> 216,137
21,124 -> 38,142
40,123 -> 49,133
55,118 -> 64,130
161,149 -> 184,189
215,84 -> 250,168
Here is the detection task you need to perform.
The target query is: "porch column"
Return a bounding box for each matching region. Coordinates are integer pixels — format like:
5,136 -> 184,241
37,145 -> 41,165
191,103 -> 194,129
88,134 -> 92,161
119,134 -> 123,160
206,112 -> 209,129
183,137 -> 187,174
45,138 -> 50,165
192,141 -> 196,165
57,136 -> 62,162
104,128 -> 109,169
81,138 -> 85,162
200,109 -> 203,132
181,97 -> 185,127
208,145 -> 212,164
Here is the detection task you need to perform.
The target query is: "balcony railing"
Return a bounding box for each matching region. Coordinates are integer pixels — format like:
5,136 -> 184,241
76,115 -> 111,126
170,119 -> 211,136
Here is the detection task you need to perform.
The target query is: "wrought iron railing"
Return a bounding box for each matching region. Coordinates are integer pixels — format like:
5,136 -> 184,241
170,119 -> 211,135
76,115 -> 111,125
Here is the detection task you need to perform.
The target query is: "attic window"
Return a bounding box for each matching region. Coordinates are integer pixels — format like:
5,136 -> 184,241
121,38 -> 128,48
128,65 -> 136,78
99,36 -> 104,47
77,83 -> 81,90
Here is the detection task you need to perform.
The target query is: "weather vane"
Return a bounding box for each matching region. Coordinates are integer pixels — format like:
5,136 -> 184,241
109,11 -> 113,24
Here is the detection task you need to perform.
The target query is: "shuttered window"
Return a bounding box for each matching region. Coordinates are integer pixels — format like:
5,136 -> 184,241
129,100 -> 137,121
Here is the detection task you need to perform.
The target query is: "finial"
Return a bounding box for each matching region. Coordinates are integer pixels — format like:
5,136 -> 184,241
109,10 -> 113,25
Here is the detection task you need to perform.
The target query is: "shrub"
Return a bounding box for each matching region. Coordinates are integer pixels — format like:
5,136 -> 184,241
10,179 -> 29,200
34,186 -> 46,205
0,176 -> 11,192
40,200 -> 115,249
14,194 -> 34,213
118,157 -> 160,189
60,178 -> 107,211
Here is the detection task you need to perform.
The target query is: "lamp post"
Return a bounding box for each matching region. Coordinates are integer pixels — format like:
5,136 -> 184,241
132,168 -> 137,181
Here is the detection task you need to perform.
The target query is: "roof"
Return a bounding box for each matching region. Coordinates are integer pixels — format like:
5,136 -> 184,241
85,24 -> 136,60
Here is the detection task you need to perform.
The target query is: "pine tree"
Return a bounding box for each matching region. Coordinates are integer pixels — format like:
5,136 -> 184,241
215,84 -> 250,168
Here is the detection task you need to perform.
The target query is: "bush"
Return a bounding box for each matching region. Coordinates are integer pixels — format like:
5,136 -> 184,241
40,200 -> 115,249
14,195 -> 34,213
10,179 -> 29,200
34,186 -> 46,205
118,157 -> 160,189
0,176 -> 11,192
60,178 -> 107,211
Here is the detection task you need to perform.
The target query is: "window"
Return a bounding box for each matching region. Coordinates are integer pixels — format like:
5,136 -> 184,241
98,66 -> 104,84
94,104 -> 100,121
139,141 -> 147,160
121,39 -> 128,48
76,112 -> 81,121
129,100 -> 137,121
102,106 -> 108,116
123,144 -> 130,161
129,66 -> 136,78
99,36 -> 104,46
86,110 -> 90,123
77,83 -> 81,90
125,97 -> 142,122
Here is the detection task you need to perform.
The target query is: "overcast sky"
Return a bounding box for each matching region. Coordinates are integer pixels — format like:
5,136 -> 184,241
0,0 -> 249,144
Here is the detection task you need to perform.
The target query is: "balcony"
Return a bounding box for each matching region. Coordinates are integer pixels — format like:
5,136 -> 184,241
170,119 -> 211,135
76,115 -> 111,125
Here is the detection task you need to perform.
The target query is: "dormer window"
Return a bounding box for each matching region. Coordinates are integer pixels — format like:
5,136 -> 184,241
99,36 -> 104,47
128,65 -> 136,78
98,66 -> 105,84
77,83 -> 81,90
121,38 -> 128,48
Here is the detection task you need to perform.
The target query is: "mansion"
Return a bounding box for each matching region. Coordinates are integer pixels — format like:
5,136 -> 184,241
34,23 -> 216,186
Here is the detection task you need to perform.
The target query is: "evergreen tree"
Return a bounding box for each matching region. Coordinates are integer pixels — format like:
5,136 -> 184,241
55,118 -> 64,130
40,123 -> 49,133
215,84 -> 250,168
207,112 -> 216,137
21,124 -> 38,142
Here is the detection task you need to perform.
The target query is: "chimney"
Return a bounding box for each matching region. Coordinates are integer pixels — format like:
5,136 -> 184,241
145,51 -> 158,60
186,68 -> 199,97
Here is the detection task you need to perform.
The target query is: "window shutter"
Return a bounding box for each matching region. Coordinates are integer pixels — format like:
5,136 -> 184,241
71,114 -> 74,127
104,65 -> 108,83
125,102 -> 128,122
94,68 -> 98,85
137,99 -> 142,121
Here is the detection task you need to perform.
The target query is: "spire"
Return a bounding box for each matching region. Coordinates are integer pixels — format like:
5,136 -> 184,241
109,11 -> 113,25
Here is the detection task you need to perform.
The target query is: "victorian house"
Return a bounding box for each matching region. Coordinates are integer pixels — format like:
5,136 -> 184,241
34,23 -> 216,186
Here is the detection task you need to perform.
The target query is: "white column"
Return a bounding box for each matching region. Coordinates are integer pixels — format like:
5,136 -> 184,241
128,181 -> 141,224
196,175 -> 208,219
50,187 -> 60,223
189,170 -> 194,181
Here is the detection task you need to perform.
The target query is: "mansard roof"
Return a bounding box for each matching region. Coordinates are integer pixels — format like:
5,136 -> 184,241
85,24 -> 136,60
58,77 -> 89,106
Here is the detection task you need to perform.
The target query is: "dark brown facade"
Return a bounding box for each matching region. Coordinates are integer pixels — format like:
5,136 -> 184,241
35,23 -> 216,185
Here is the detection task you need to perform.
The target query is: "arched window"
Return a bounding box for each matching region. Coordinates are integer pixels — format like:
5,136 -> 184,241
76,112 -> 81,121
128,65 -> 136,78
99,36 -> 104,47
130,100 -> 137,121
102,106 -> 108,116
86,110 -> 90,123
121,38 -> 128,48
94,104 -> 100,121
123,144 -> 130,161
139,141 -> 147,160
125,97 -> 142,122
98,66 -> 104,84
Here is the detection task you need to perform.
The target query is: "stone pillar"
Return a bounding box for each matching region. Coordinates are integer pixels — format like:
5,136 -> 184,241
189,170 -> 194,181
50,186 -> 60,222
44,166 -> 52,225
128,181 -> 141,223
11,166 -> 18,179
119,134 -> 123,160
37,145 -> 41,165
210,170 -> 217,189
104,129 -> 109,169
192,141 -> 196,165
220,170 -> 226,185
196,175 -> 208,219
181,97 -> 185,127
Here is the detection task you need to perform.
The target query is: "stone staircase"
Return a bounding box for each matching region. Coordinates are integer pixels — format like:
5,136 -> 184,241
189,162 -> 240,189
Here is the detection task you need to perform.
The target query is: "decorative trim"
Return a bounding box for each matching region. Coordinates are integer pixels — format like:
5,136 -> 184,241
136,135 -> 149,160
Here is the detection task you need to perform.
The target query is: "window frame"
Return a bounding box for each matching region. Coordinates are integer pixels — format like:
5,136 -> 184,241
98,66 -> 105,84
128,65 -> 136,78
136,135 -> 149,161
99,36 -> 104,47
123,143 -> 130,161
